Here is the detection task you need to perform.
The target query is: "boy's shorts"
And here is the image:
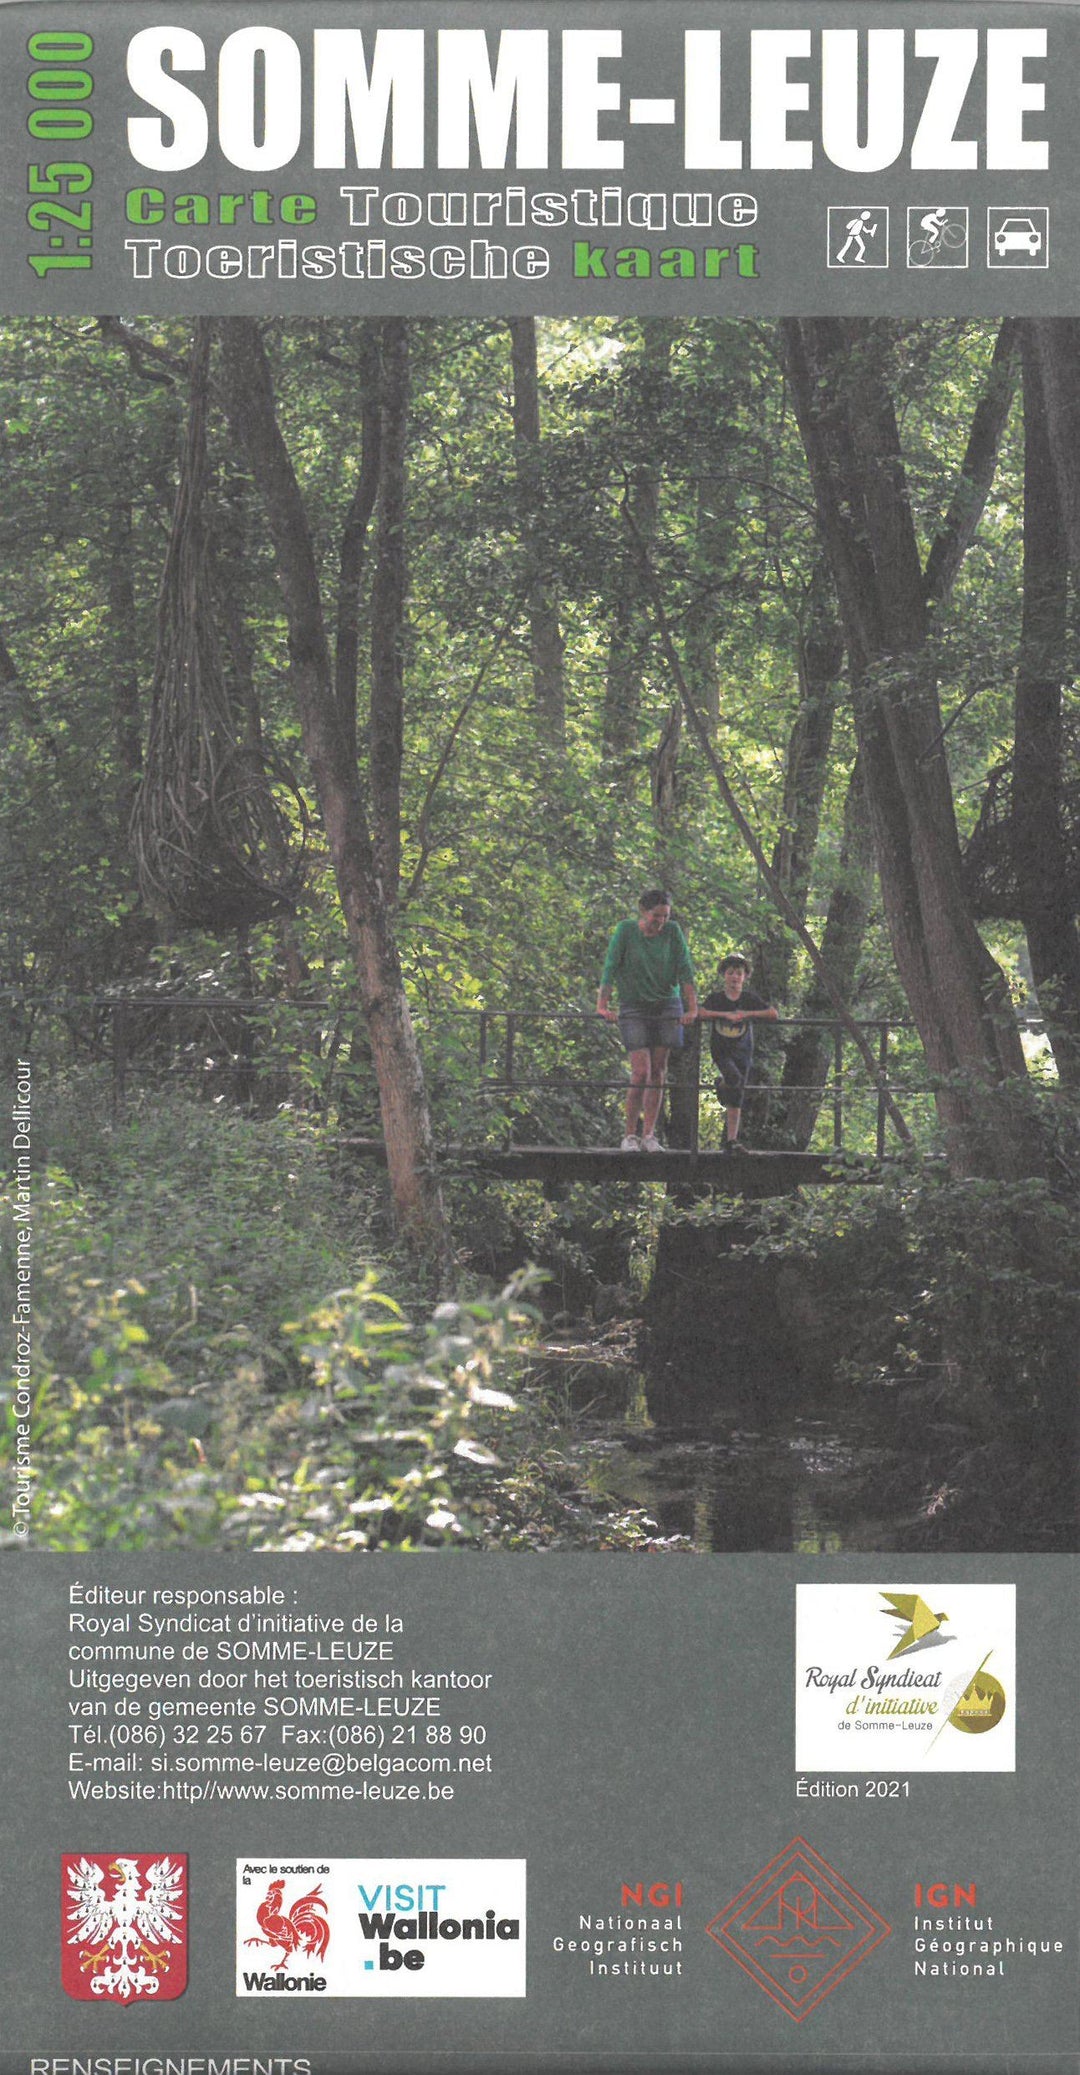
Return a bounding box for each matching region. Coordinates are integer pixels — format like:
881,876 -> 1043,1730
713,1039 -> 753,1106
618,1003 -> 684,1052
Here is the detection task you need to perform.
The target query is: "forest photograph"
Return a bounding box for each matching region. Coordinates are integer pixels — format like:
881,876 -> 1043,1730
1,312 -> 1077,1557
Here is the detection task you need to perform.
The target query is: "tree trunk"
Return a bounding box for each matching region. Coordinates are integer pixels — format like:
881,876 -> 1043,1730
334,323 -> 383,764
753,563 -> 843,1011
216,317 -> 451,1264
211,477 -> 262,750
1027,319 -> 1080,583
924,320 -> 1020,603
780,318 -> 1030,1178
105,496 -> 142,792
602,324 -> 673,767
683,476 -> 727,737
650,701 -> 682,830
370,318 -> 410,901
213,491 -> 313,1002
745,575 -> 843,1145
770,325 -> 1019,1147
776,757 -> 875,1147
1013,336 -> 1080,1085
602,497 -> 657,770
508,317 -> 565,744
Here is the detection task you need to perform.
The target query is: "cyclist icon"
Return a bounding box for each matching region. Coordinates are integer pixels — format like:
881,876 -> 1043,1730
908,208 -> 967,266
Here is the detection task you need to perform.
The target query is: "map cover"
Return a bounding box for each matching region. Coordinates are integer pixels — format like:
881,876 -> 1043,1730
0,4 -> 1076,2071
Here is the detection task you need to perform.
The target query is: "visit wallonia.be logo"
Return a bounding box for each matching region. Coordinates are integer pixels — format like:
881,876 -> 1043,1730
235,1858 -> 526,1996
795,1584 -> 1016,1773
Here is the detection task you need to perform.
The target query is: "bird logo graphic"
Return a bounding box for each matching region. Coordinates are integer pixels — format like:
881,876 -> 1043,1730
62,1853 -> 187,2003
245,1878 -> 331,1970
880,1591 -> 950,1657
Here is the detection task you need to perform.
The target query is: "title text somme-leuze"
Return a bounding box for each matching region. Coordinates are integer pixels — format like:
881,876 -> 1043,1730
126,27 -> 1049,175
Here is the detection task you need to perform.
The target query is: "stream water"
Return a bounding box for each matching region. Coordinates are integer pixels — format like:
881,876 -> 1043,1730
532,1334 -> 944,1552
578,1419 -> 912,1552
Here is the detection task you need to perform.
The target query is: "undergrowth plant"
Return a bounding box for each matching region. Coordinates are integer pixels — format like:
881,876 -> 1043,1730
3,1087 -> 658,1550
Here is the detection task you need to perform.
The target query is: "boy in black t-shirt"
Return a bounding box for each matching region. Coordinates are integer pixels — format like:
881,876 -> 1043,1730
700,954 -> 778,1151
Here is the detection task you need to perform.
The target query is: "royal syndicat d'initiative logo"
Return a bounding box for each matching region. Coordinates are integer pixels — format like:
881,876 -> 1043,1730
795,1583 -> 1015,1772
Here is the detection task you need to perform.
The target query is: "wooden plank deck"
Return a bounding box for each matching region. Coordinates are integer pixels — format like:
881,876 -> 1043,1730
342,1140 -> 881,1194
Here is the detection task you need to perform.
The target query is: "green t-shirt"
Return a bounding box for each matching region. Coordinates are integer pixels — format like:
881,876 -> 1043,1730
600,919 -> 695,1007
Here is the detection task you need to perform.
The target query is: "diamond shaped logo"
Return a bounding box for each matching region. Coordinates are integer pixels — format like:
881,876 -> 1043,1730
706,1837 -> 889,2021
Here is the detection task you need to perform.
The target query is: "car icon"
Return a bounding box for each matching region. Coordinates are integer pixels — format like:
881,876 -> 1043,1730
993,216 -> 1042,256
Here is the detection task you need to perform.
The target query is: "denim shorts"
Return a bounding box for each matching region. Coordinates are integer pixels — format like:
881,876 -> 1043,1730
618,1003 -> 684,1053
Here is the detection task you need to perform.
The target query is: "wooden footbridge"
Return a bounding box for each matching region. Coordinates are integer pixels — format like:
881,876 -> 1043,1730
22,992 -> 1021,1195
387,1006 -> 925,1190
343,1136 -> 875,1196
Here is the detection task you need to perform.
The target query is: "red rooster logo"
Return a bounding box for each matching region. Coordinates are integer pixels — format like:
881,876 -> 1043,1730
245,1879 -> 331,1969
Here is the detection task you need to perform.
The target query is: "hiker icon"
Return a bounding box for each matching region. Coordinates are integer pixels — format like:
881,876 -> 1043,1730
827,206 -> 889,269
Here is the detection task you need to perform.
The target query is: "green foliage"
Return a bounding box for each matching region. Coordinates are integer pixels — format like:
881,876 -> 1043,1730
4,310 -> 1058,1150
1,1090 -> 371,1545
3,312 -> 1076,1552
3,1087 -> 663,1551
0,315 -> 876,1075
894,1169 -> 1080,1417
698,1108 -> 1079,1426
3,1165 -> 212,1547
268,1274 -> 533,1550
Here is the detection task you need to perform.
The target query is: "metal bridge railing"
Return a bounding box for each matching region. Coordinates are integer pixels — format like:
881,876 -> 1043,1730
4,995 -> 1047,1158
446,1008 -> 920,1158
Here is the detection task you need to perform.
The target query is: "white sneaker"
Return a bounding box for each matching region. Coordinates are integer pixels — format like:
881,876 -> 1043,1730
642,1134 -> 663,1153
619,1134 -> 641,1152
